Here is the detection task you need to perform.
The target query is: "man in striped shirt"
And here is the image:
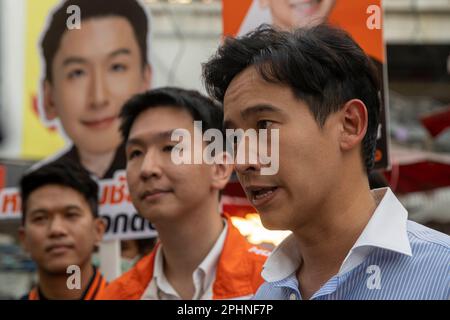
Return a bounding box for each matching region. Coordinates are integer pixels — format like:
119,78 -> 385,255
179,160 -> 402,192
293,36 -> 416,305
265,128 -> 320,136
19,160 -> 107,300
202,24 -> 450,300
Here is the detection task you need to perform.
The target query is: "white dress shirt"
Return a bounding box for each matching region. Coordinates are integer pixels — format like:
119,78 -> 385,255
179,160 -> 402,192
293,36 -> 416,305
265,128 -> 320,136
255,187 -> 450,300
261,187 -> 412,283
141,219 -> 228,300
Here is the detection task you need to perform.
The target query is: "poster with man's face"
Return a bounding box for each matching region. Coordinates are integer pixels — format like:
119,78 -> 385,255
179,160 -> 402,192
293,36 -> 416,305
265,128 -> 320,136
42,16 -> 150,165
223,0 -> 389,170
35,0 -> 152,180
0,0 -> 156,241
260,0 -> 337,30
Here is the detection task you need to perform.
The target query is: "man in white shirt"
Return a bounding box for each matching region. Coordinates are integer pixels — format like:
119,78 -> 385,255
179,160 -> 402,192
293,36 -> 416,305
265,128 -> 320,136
100,88 -> 269,300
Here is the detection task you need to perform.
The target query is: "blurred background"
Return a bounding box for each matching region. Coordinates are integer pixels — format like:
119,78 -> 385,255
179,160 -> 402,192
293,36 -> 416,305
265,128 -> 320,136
0,0 -> 449,299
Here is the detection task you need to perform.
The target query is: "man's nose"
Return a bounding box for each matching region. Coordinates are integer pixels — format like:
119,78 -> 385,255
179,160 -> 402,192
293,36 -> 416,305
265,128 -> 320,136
89,69 -> 109,110
234,138 -> 262,175
139,150 -> 163,181
48,215 -> 68,237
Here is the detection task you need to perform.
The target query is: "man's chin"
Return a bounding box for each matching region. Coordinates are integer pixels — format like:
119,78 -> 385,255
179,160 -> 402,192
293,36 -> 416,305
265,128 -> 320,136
139,208 -> 164,223
140,207 -> 182,225
42,261 -> 78,275
258,210 -> 288,231
82,142 -> 121,155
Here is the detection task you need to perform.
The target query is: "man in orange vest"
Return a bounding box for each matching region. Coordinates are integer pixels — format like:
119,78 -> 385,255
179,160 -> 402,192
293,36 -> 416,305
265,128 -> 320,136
19,160 -> 107,300
100,88 -> 269,300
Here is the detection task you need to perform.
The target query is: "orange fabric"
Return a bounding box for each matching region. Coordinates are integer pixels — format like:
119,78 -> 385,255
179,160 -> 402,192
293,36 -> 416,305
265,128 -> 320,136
328,0 -> 384,62
223,0 -> 253,37
27,267 -> 107,300
222,0 -> 384,63
84,268 -> 108,300
28,288 -> 39,300
0,165 -> 5,189
99,215 -> 269,300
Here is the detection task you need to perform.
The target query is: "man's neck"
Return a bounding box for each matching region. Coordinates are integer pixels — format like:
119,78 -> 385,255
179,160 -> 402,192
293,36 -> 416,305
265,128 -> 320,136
38,263 -> 94,300
294,174 -> 377,299
154,197 -> 225,299
78,148 -> 117,178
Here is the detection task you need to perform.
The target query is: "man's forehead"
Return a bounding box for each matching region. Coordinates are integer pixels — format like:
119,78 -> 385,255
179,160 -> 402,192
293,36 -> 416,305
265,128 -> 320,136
30,184 -> 80,196
129,107 -> 196,141
225,67 -> 262,102
55,16 -> 138,60
27,185 -> 86,208
134,106 -> 193,128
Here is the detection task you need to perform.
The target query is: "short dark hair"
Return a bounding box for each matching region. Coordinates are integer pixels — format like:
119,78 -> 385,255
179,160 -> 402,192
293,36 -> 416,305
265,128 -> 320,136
41,0 -> 150,83
20,160 -> 99,225
120,87 -> 224,142
202,24 -> 381,172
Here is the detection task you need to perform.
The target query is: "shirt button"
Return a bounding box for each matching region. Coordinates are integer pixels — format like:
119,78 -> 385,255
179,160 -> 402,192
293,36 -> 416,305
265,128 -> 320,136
289,293 -> 297,300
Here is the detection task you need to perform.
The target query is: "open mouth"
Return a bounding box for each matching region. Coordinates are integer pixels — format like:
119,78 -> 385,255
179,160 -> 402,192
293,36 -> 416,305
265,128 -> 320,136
248,186 -> 279,207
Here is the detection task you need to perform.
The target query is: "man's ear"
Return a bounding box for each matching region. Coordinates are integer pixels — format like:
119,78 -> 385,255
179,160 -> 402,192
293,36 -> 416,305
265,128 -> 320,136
259,0 -> 270,9
211,151 -> 234,191
142,64 -> 152,90
93,217 -> 106,247
18,226 -> 30,253
339,99 -> 368,152
43,80 -> 58,121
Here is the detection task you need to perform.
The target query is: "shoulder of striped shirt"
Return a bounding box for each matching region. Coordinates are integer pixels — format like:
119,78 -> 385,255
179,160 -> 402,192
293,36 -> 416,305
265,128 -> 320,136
406,220 -> 450,251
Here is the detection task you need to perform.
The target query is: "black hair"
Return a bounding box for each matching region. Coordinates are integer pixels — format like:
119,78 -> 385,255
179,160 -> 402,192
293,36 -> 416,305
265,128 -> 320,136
120,87 -> 223,142
20,159 -> 99,225
41,0 -> 149,83
202,24 -> 381,172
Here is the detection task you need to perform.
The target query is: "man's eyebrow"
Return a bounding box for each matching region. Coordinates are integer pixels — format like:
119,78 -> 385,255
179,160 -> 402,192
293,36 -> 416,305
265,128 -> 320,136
28,208 -> 48,216
28,204 -> 81,217
223,119 -> 236,130
240,104 -> 286,120
126,129 -> 178,147
62,56 -> 87,67
223,104 -> 285,130
109,48 -> 131,59
61,49 -> 131,67
64,205 -> 82,211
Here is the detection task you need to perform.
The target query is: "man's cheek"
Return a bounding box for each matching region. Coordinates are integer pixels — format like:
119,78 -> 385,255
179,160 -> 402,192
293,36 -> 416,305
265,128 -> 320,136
108,75 -> 134,92
27,232 -> 43,253
56,101 -> 81,123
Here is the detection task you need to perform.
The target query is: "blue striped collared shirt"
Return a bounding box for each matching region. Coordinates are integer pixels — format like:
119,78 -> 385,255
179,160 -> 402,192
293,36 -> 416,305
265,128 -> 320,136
254,188 -> 450,300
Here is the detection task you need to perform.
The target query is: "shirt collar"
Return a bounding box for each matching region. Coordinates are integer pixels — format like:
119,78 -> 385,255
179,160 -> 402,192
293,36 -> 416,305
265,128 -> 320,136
261,233 -> 300,283
197,219 -> 228,293
262,187 -> 413,283
152,219 -> 228,298
152,245 -> 178,297
339,187 -> 412,274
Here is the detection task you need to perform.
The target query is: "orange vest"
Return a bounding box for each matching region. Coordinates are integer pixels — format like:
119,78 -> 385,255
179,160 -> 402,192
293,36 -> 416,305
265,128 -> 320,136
99,216 -> 269,300
28,266 -> 107,300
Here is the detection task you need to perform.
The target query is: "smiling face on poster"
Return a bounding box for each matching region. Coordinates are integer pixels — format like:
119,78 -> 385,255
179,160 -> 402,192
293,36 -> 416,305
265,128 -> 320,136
0,0 -> 157,242
37,0 -> 152,179
259,0 -> 336,30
